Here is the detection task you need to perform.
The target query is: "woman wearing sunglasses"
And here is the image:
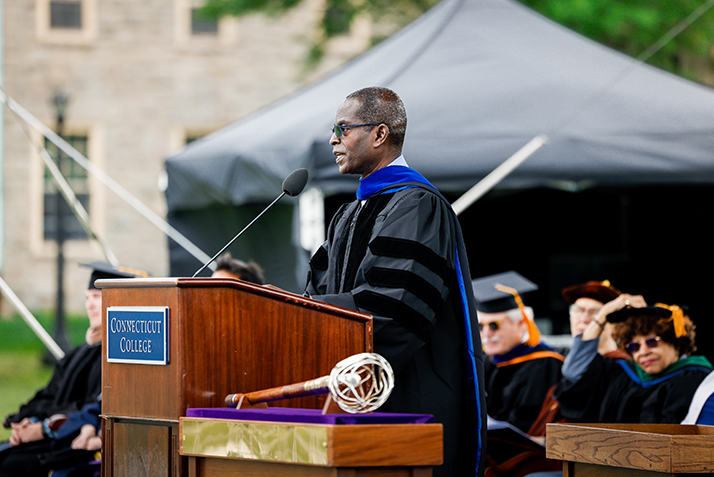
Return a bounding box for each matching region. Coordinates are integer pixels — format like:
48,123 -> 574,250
553,293 -> 713,424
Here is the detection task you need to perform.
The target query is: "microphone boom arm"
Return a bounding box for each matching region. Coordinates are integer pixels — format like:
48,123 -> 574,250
192,191 -> 286,278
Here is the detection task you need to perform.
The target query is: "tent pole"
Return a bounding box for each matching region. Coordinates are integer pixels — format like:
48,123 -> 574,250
452,135 -> 548,216
36,137 -> 119,265
0,88 -> 213,268
0,276 -> 65,360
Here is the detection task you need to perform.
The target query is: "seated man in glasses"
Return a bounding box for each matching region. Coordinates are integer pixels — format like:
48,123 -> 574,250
554,294 -> 712,423
473,271 -> 564,432
563,280 -> 629,359
526,280 -> 628,437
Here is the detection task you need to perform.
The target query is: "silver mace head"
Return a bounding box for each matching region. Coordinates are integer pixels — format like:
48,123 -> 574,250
327,352 -> 395,414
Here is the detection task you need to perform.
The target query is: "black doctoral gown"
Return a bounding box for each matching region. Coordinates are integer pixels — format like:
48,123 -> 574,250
306,174 -> 486,477
554,353 -> 712,424
4,342 -> 102,426
484,342 -> 564,432
0,401 -> 102,477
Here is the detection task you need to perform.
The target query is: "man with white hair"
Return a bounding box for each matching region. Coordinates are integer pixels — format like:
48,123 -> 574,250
473,271 -> 564,432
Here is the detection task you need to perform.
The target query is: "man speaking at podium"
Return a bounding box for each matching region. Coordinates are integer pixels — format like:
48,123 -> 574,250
305,87 -> 486,476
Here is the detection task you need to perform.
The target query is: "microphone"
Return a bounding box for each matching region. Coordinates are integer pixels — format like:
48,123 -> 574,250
191,168 -> 309,278
282,168 -> 309,197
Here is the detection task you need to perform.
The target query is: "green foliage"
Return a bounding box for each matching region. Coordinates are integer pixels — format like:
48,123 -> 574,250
201,0 -> 439,69
201,0 -> 714,80
518,0 -> 714,77
202,0 -> 304,18
203,0 -> 438,23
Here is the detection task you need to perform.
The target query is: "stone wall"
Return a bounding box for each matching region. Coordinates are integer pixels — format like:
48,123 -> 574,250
1,0 -> 370,315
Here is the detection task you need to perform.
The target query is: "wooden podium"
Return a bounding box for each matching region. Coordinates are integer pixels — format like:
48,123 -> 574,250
546,423 -> 714,476
98,277 -> 373,477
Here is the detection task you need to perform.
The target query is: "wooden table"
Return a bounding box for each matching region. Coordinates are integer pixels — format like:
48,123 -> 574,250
546,423 -> 714,476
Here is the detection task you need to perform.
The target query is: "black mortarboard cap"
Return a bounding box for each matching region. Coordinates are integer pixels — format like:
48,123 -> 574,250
81,261 -> 149,290
606,305 -> 672,323
471,271 -> 538,313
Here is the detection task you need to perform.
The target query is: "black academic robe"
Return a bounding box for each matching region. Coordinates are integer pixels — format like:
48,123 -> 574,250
554,354 -> 711,424
306,182 -> 486,477
0,401 -> 101,477
484,344 -> 563,432
4,343 -> 102,426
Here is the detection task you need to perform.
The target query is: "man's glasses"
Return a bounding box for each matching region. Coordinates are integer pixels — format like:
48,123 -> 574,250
625,336 -> 661,354
331,123 -> 380,138
478,320 -> 505,332
569,304 -> 601,319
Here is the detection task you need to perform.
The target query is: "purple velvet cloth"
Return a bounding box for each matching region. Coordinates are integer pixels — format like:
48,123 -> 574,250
186,407 -> 433,425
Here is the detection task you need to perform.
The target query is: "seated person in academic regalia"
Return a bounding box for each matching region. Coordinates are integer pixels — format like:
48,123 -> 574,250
2,262 -> 147,449
563,280 -> 630,360
211,252 -> 265,284
682,370 -> 714,425
0,398 -> 101,477
527,280 -> 627,437
554,293 -> 712,424
473,271 -> 564,433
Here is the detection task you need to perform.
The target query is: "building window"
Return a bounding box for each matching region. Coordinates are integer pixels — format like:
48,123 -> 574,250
36,0 -> 97,44
191,8 -> 218,35
174,0 -> 238,45
50,0 -> 82,29
43,135 -> 90,241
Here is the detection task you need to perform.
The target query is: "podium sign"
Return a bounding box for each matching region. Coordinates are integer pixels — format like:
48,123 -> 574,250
107,306 -> 169,365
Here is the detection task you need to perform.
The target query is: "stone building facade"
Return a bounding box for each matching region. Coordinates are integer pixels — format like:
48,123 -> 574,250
1,0 -> 371,315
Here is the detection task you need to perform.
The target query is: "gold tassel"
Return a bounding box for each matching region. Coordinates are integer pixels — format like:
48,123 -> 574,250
655,303 -> 686,338
495,284 -> 540,347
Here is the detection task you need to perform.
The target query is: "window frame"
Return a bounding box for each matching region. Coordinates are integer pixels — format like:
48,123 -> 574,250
42,134 -> 91,242
190,7 -> 219,35
174,0 -> 238,45
49,0 -> 83,30
36,0 -> 97,45
29,124 -> 106,258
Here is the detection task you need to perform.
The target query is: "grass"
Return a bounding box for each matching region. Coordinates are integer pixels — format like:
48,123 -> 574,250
0,311 -> 89,442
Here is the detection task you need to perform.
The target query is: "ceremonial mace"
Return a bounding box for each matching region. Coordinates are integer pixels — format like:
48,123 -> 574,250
225,353 -> 395,414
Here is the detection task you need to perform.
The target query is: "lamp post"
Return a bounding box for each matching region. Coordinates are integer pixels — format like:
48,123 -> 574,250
52,91 -> 70,355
